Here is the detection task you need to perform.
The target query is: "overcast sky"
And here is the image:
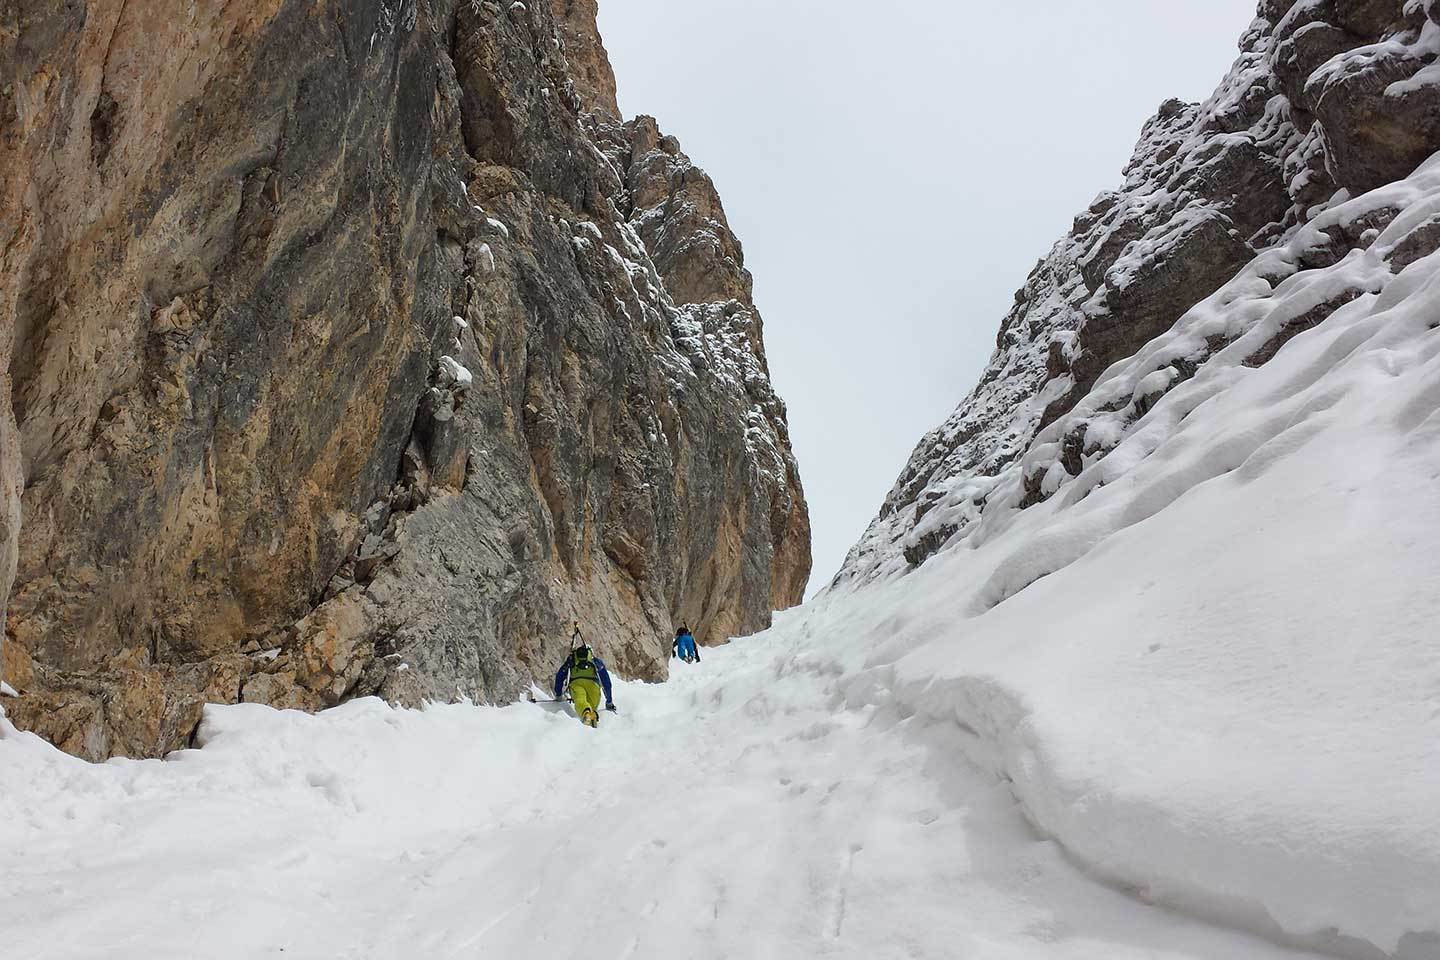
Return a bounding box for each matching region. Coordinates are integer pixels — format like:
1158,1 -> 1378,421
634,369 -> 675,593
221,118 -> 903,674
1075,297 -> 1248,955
597,1 -> 1259,592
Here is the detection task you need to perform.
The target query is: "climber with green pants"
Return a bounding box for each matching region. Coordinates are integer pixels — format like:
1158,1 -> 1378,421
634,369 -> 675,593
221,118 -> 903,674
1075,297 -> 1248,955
553,625 -> 616,727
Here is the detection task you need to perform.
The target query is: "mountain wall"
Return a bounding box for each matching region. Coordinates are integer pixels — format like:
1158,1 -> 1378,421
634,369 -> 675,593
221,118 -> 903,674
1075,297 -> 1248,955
0,0 -> 810,759
841,0 -> 1440,583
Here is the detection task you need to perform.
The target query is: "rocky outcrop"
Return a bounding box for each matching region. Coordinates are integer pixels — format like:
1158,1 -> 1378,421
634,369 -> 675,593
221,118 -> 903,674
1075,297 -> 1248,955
840,0 -> 1440,582
599,113 -> 813,615
550,0 -> 620,118
0,0 -> 809,759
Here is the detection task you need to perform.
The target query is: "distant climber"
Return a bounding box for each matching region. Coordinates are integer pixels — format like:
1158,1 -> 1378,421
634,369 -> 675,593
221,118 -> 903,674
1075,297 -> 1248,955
673,625 -> 700,664
553,626 -> 616,727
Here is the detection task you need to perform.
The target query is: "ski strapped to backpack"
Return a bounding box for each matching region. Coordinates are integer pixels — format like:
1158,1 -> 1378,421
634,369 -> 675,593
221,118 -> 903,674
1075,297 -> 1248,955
563,621 -> 594,681
568,644 -> 600,684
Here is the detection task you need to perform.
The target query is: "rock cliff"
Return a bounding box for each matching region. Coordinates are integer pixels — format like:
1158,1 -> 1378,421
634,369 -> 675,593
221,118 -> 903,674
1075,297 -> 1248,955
0,0 -> 810,759
841,0 -> 1440,583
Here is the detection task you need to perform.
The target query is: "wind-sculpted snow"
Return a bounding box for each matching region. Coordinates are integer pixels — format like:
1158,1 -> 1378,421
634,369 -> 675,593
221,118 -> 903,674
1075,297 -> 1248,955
818,5 -> 1440,953
800,155 -> 1440,957
841,0 -> 1440,583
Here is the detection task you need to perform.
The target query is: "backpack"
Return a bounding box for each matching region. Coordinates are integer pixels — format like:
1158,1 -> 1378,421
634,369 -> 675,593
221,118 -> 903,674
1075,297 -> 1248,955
569,645 -> 600,683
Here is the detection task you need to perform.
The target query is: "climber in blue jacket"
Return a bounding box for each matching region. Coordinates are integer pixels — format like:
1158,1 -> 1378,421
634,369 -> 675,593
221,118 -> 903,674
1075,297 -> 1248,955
673,625 -> 700,664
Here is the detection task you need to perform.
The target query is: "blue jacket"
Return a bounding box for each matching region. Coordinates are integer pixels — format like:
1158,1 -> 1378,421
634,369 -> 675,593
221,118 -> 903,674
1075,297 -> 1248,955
554,654 -> 614,703
673,631 -> 699,659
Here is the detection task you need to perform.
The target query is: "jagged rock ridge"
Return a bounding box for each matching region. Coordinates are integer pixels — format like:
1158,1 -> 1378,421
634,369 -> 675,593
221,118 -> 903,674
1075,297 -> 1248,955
0,0 -> 810,759
840,0 -> 1440,583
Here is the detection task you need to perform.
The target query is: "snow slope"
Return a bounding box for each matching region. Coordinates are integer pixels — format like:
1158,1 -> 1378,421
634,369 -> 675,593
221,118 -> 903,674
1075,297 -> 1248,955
804,159 -> 1440,956
3,645 -> 1343,960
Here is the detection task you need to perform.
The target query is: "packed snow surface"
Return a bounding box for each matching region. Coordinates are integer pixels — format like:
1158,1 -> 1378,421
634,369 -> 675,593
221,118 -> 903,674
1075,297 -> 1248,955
1,647 -> 1350,960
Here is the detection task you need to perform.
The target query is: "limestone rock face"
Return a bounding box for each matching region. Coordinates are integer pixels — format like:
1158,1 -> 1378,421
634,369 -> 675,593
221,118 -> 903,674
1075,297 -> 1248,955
600,113 -> 813,617
549,0 -> 620,118
840,0 -> 1440,582
0,0 -> 810,759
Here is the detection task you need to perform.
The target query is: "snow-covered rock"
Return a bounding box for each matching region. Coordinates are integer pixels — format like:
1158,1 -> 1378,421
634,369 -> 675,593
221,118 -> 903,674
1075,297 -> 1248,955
437,355 -> 473,390
841,0 -> 1440,582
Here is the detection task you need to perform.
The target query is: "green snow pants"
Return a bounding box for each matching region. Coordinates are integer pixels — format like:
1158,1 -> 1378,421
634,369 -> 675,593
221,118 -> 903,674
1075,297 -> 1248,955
570,678 -> 602,725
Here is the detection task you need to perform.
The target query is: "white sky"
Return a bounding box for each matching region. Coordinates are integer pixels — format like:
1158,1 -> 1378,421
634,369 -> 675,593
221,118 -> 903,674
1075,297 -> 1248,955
597,0 -> 1260,592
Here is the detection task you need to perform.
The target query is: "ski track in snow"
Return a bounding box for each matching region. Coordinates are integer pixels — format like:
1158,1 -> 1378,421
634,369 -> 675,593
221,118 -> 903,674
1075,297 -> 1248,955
2,643 -> 1332,960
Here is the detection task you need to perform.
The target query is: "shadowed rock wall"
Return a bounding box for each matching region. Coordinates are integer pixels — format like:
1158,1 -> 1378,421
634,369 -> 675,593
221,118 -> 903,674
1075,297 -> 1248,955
0,0 -> 809,758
